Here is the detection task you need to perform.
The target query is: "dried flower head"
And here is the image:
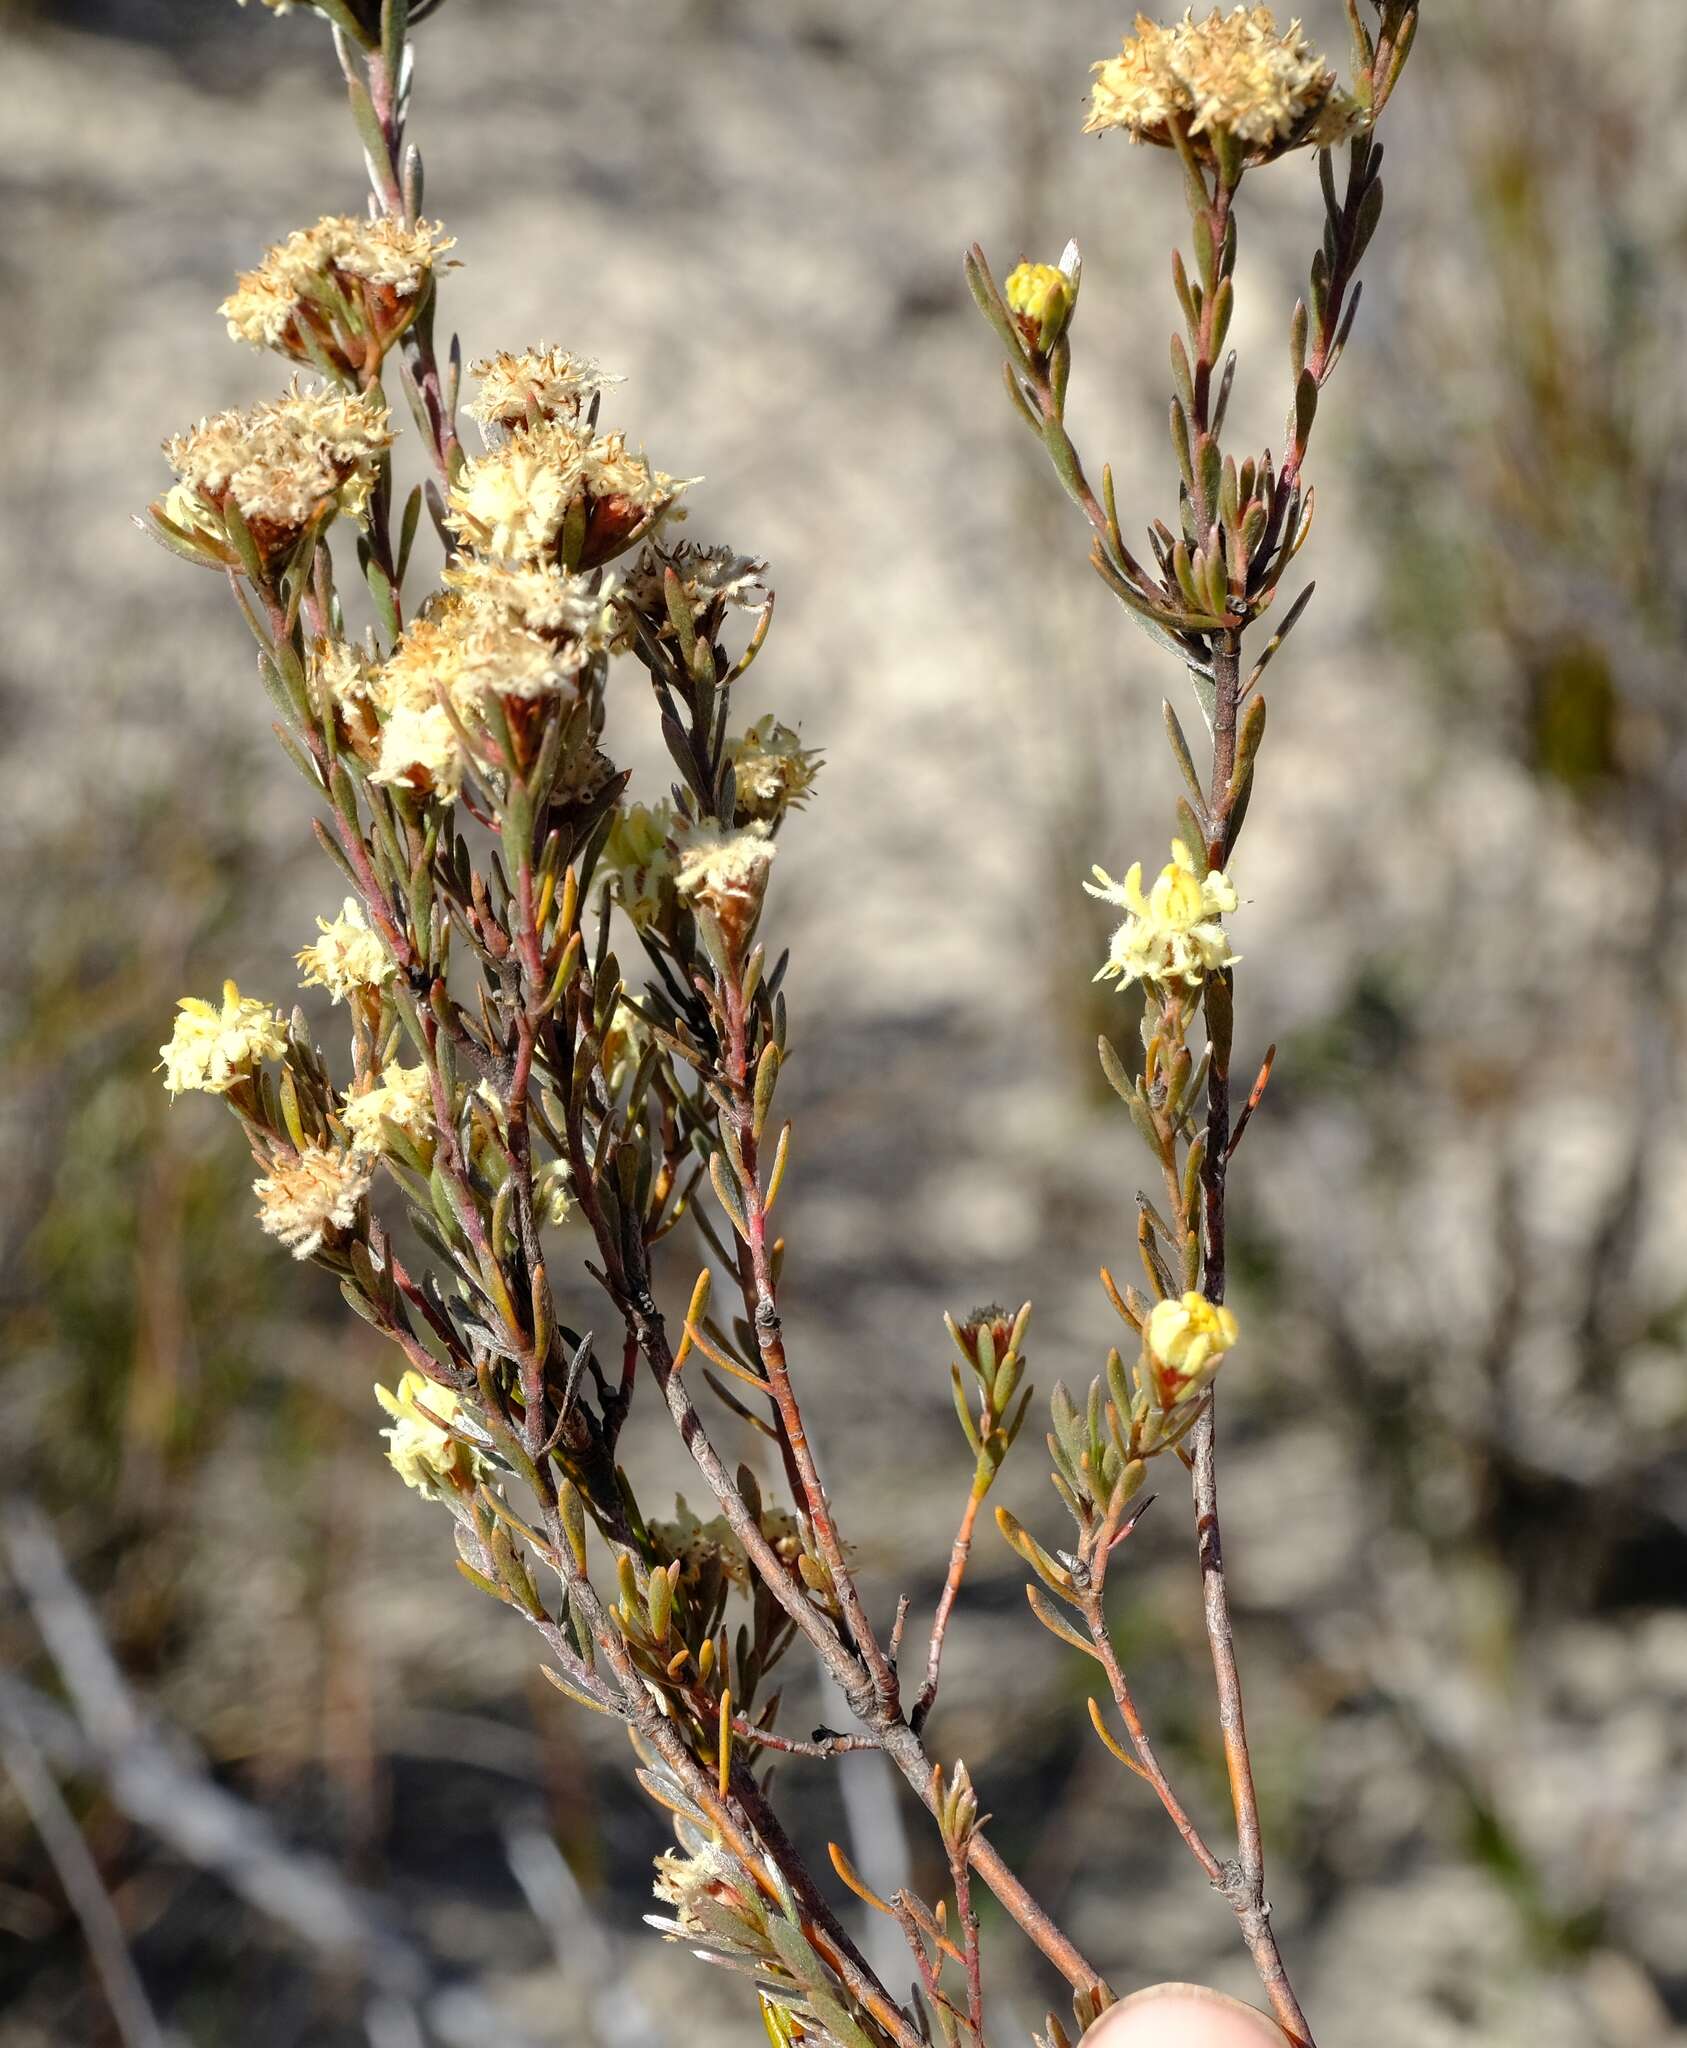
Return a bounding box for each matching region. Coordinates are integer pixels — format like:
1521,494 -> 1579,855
221,214 -> 455,366
162,382 -> 393,558
729,715 -> 822,824
1146,1290 -> 1239,1401
602,800 -> 678,931
1085,837 -> 1238,991
1005,260 -> 1076,353
159,981 -> 288,1097
253,1142 -> 371,1259
447,418 -> 686,570
296,896 -> 392,1001
465,346 -> 623,435
1085,9 -> 1359,161
374,1370 -> 490,1500
341,1063 -> 434,1158
620,542 -> 769,635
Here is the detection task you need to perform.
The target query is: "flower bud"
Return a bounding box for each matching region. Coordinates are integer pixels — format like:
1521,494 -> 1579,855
1005,260 -> 1077,354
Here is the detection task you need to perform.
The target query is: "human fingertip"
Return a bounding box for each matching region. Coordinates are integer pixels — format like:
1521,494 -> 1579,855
1077,1983 -> 1290,2048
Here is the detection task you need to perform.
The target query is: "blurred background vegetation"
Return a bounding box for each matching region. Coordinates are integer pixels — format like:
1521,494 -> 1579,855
1,2 -> 1683,2044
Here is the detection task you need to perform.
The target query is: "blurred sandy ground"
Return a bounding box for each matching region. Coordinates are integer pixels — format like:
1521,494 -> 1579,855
2,1 -> 1685,2043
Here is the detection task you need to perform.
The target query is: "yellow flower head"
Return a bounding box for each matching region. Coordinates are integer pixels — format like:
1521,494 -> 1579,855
602,800 -> 678,931
341,1062 -> 434,1158
160,981 -> 287,1097
162,382 -> 394,555
296,896 -> 392,1002
221,215 -> 455,364
374,1370 -> 489,1501
728,715 -> 823,824
1005,260 -> 1076,353
1085,838 -> 1239,991
253,1143 -> 371,1259
465,346 -> 623,435
1146,1290 -> 1238,1401
1085,9 -> 1360,161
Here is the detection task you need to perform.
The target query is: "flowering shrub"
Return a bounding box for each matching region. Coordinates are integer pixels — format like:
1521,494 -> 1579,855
147,5 -> 1418,2044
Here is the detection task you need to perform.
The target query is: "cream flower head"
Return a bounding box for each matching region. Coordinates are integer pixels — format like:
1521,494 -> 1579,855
1085,9 -> 1360,161
253,1143 -> 371,1259
221,215 -> 455,363
1146,1291 -> 1239,1401
728,716 -> 823,824
447,418 -> 686,570
296,897 -> 392,1002
163,382 -> 393,554
374,1370 -> 490,1500
160,981 -> 287,1097
465,346 -> 623,436
341,1063 -> 434,1158
1085,838 -> 1238,991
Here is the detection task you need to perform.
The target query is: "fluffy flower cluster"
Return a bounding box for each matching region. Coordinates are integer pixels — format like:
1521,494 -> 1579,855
331,565 -> 613,798
447,413 -> 685,572
296,897 -> 392,1002
674,821 -> 776,951
160,982 -> 288,1096
1085,8 -> 1358,157
1085,838 -> 1238,991
728,716 -> 822,823
465,346 -> 622,436
374,1370 -> 490,1500
221,214 -> 455,359
253,1143 -> 371,1259
341,1063 -> 434,1158
1146,1290 -> 1239,1400
163,383 -> 393,551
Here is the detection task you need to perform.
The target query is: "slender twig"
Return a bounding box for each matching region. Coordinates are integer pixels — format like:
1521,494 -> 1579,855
911,1490 -> 982,1732
1077,1592 -> 1225,1889
1191,633 -> 1313,2048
